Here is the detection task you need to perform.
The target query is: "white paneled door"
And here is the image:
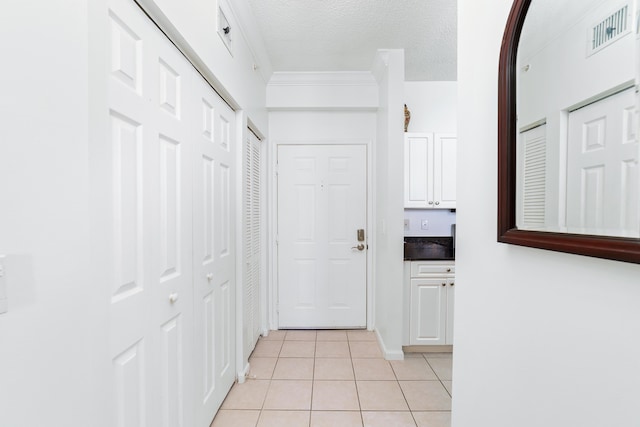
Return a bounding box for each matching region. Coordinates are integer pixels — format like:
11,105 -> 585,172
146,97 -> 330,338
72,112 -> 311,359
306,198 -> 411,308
105,0 -> 235,426
191,71 -> 236,426
277,145 -> 367,328
567,87 -> 639,236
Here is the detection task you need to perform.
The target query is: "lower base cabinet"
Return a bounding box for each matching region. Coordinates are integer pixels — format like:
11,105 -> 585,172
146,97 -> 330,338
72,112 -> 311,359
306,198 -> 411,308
409,261 -> 455,345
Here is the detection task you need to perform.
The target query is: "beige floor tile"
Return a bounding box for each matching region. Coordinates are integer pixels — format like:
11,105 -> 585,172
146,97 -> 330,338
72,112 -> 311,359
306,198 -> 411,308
425,358 -> 452,381
361,411 -> 416,427
314,358 -> 354,380
347,330 -> 377,341
311,411 -> 363,427
248,357 -> 277,380
251,340 -> 283,358
390,358 -> 438,380
260,330 -> 287,341
272,358 -> 314,380
412,411 -> 451,427
285,330 -> 317,341
257,410 -> 310,427
316,330 -> 348,341
352,358 -> 396,380
421,352 -> 452,359
349,341 -> 383,358
399,381 -> 451,411
211,409 -> 260,427
442,381 -> 452,396
221,380 -> 270,410
403,352 -> 426,358
279,341 -> 316,358
263,380 -> 312,410
315,341 -> 351,358
356,381 -> 409,411
312,380 -> 360,410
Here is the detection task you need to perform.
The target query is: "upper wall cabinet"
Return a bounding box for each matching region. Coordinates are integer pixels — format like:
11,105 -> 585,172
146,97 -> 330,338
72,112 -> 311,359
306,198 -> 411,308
404,132 -> 457,209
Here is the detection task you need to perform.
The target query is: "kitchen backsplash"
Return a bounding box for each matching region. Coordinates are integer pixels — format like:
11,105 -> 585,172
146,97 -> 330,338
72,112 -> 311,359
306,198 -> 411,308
404,209 -> 456,237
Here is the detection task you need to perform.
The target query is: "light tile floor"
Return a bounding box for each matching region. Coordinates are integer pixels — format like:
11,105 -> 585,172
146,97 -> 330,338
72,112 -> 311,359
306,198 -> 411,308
211,330 -> 452,427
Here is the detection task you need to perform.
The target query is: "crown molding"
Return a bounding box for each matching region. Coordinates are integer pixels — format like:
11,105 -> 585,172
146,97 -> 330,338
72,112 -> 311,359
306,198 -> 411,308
268,71 -> 378,87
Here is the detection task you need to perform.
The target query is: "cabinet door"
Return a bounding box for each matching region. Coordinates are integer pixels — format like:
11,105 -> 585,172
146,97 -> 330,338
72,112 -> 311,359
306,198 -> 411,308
410,278 -> 446,345
404,133 -> 433,208
434,134 -> 457,209
445,279 -> 455,345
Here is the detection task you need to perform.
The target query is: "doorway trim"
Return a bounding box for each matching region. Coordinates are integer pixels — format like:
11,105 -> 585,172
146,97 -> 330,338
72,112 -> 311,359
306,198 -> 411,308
268,138 -> 375,331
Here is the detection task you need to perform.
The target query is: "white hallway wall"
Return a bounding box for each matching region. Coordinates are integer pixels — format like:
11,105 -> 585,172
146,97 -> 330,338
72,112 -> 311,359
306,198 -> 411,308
0,0 -> 269,425
454,1 -> 640,427
404,81 -> 457,134
0,2 -> 107,426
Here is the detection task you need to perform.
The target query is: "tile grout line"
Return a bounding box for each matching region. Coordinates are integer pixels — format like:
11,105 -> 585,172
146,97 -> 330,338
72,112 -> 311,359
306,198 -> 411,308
422,353 -> 453,398
347,336 -> 367,427
308,335 -> 316,427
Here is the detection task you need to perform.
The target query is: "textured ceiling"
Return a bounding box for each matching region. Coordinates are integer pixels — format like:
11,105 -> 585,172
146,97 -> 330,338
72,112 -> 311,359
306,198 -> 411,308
246,0 -> 457,81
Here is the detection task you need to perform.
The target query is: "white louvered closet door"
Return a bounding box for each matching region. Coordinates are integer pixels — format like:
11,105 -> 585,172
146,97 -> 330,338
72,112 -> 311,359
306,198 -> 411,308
519,124 -> 547,230
243,130 -> 262,355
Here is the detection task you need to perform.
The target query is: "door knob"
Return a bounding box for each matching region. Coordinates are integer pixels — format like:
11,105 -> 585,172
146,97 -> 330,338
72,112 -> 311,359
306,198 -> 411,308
351,244 -> 365,251
206,273 -> 213,282
169,293 -> 179,304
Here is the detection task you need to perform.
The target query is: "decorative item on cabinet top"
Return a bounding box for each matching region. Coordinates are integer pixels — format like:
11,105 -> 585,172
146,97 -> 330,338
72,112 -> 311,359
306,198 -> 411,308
404,104 -> 411,132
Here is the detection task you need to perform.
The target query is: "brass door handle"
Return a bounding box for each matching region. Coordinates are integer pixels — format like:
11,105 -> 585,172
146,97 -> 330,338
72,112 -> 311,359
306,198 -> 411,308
351,244 -> 365,251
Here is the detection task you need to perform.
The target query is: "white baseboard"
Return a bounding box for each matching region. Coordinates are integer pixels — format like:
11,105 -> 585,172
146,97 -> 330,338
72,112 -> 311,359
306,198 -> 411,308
237,362 -> 250,384
374,329 -> 405,360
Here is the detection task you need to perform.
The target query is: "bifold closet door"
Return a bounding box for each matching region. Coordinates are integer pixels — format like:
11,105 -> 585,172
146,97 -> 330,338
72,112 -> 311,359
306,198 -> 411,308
191,73 -> 237,426
104,0 -> 236,425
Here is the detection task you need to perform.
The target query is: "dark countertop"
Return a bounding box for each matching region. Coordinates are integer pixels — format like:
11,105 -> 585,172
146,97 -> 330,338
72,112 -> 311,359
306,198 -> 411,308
404,237 -> 455,260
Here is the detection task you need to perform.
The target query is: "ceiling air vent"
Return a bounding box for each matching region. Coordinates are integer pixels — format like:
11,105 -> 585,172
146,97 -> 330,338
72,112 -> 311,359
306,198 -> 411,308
588,4 -> 631,56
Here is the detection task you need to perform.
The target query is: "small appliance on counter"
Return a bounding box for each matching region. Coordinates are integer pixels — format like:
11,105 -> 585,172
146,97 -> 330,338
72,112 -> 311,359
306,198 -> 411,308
451,224 -> 456,252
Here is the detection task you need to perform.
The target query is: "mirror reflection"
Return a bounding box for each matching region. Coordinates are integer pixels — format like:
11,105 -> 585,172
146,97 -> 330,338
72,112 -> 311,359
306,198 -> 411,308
516,0 -> 640,237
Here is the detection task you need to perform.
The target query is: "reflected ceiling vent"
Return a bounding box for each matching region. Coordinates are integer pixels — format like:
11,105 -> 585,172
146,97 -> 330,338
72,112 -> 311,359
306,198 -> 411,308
588,3 -> 631,56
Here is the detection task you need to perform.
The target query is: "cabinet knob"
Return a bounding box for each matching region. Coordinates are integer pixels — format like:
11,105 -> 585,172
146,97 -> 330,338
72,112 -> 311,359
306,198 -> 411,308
428,201 -> 434,205
446,268 -> 451,272
442,283 -> 446,286
435,201 -> 440,205
450,282 -> 455,286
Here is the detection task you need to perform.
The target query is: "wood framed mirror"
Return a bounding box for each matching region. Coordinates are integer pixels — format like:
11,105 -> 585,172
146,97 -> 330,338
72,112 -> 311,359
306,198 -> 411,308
498,0 -> 640,263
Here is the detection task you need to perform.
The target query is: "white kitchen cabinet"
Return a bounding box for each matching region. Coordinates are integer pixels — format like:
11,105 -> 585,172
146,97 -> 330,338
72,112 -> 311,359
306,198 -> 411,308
404,132 -> 457,209
409,261 -> 455,345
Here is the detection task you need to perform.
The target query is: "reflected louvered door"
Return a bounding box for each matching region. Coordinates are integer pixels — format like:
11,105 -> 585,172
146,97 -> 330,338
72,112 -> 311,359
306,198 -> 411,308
520,124 -> 546,229
243,131 -> 262,355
